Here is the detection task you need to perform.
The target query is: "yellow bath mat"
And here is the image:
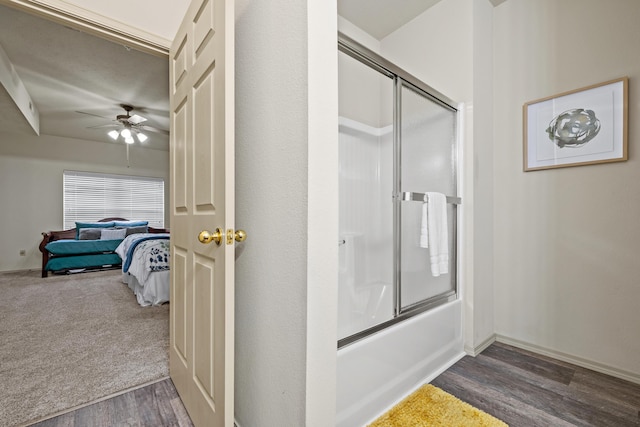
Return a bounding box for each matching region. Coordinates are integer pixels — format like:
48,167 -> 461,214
367,384 -> 508,427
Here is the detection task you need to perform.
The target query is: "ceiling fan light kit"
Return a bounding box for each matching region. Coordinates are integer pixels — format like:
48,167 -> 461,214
120,127 -> 132,139
107,126 -> 145,144
80,103 -> 169,146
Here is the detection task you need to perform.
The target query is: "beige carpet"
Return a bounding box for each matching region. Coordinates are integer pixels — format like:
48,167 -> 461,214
0,270 -> 169,427
368,384 -> 508,427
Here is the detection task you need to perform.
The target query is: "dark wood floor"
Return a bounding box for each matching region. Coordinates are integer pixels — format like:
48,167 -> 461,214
432,342 -> 640,427
29,341 -> 640,427
29,379 -> 193,427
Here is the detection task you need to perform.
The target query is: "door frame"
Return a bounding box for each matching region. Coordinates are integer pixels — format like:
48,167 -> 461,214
0,0 -> 171,56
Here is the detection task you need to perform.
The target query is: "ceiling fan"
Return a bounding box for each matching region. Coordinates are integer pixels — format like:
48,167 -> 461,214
79,104 -> 169,144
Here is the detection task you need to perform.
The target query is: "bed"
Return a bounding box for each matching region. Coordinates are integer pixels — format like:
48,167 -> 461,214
39,218 -> 167,277
115,233 -> 171,307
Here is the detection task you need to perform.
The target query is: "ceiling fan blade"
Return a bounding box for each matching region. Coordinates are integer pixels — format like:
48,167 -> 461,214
128,114 -> 147,124
76,110 -> 112,119
140,125 -> 169,135
87,123 -> 119,129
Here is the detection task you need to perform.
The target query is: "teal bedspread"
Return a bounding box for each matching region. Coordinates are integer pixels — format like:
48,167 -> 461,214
45,239 -> 123,255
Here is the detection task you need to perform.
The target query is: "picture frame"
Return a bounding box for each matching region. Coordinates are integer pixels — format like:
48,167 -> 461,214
523,77 -> 628,171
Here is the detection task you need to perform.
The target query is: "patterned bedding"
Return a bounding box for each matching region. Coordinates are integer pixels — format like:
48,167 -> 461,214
115,233 -> 170,305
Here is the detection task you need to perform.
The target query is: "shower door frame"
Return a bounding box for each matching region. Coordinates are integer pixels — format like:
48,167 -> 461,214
338,33 -> 460,349
394,78 -> 459,317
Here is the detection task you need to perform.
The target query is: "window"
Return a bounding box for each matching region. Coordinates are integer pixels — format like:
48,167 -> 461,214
63,170 -> 165,229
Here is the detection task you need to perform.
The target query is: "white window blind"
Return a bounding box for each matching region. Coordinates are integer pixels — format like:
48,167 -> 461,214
63,170 -> 165,229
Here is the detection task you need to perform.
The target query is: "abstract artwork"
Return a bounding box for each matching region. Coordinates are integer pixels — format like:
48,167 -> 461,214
523,77 -> 628,171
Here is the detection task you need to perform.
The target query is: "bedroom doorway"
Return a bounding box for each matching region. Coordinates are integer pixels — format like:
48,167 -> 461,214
0,2 -> 175,425
0,0 -> 240,424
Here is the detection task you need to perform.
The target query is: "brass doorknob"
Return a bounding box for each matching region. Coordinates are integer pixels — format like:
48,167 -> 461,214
234,229 -> 247,242
198,228 -> 223,246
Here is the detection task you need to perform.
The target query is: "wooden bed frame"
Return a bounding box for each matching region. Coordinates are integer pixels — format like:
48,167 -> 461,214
39,217 -> 169,277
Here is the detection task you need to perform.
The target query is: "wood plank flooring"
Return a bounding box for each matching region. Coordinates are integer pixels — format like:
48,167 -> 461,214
432,342 -> 640,427
29,379 -> 193,427
28,341 -> 640,426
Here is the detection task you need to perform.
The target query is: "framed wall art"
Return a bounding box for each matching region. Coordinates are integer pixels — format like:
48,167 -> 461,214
523,77 -> 628,171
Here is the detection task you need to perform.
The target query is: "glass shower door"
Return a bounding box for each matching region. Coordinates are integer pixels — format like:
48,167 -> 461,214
397,80 -> 457,313
338,50 -> 395,341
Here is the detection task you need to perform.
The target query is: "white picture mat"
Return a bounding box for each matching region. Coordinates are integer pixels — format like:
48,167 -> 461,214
525,79 -> 626,170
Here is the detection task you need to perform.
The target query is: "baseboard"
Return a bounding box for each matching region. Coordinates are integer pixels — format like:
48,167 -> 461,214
0,268 -> 39,275
464,333 -> 496,356
496,335 -> 640,386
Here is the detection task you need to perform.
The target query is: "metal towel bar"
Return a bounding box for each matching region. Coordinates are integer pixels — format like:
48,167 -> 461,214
397,191 -> 461,205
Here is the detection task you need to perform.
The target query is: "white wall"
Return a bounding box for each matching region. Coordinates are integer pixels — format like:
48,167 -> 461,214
470,0 -> 495,352
306,1 -> 339,422
0,131 -> 169,272
494,0 -> 640,380
234,1 -> 307,422
380,0 -> 473,103
234,0 -> 338,425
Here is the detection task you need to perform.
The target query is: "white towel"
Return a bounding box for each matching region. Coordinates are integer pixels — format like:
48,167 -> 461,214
419,202 -> 429,248
419,192 -> 449,277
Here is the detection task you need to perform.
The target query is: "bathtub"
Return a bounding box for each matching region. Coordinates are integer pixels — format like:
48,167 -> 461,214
336,299 -> 464,427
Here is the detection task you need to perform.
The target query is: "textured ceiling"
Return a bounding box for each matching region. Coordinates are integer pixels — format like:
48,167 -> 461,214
338,0 -> 508,40
0,4 -> 169,151
338,0 -> 443,40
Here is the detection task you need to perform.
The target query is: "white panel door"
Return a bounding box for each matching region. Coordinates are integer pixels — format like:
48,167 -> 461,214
169,0 -> 235,425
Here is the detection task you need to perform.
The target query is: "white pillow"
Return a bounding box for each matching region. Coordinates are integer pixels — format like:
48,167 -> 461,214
100,228 -> 127,240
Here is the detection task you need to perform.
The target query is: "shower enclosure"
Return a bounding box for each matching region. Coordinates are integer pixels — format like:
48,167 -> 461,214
337,33 -> 464,427
338,34 -> 459,345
